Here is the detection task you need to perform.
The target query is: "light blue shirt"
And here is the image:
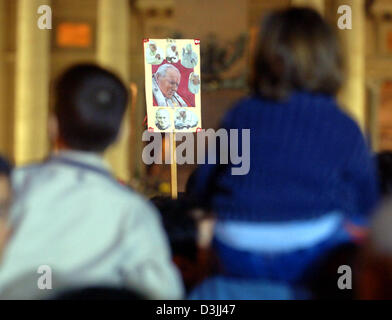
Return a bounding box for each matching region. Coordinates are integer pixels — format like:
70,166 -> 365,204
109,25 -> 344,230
0,151 -> 184,299
189,276 -> 310,300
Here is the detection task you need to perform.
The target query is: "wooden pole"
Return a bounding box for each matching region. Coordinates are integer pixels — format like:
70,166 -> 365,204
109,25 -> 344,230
170,132 -> 178,199
129,83 -> 138,179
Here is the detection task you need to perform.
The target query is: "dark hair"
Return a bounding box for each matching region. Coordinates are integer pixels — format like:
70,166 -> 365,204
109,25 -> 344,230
0,155 -> 12,177
53,286 -> 146,300
377,151 -> 392,197
307,243 -> 358,299
251,7 -> 343,101
54,64 -> 128,152
151,195 -> 199,260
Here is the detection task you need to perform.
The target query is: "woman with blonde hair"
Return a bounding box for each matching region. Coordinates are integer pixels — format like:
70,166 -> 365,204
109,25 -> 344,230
189,7 -> 379,299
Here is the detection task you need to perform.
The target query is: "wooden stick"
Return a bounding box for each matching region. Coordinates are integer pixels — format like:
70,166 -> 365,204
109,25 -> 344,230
170,132 -> 178,199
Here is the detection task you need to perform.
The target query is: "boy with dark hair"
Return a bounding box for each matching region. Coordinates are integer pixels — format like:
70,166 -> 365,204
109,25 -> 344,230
54,64 -> 128,152
0,64 -> 183,299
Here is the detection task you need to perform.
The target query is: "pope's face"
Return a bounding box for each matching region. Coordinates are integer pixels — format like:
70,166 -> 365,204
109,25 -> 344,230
192,75 -> 200,85
149,44 -> 156,52
157,69 -> 181,99
171,45 -> 176,52
156,111 -> 170,128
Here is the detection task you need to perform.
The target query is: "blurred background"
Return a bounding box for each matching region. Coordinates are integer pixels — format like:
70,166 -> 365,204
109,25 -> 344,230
0,0 -> 390,196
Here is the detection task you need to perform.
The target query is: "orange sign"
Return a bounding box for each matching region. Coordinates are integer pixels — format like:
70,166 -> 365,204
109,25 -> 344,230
56,23 -> 92,48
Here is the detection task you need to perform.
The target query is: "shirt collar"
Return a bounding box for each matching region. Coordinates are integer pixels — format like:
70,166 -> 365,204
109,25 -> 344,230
51,150 -> 111,173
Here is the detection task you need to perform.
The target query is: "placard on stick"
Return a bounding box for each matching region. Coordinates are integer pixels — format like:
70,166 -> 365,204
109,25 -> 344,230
143,39 -> 202,133
143,39 -> 202,198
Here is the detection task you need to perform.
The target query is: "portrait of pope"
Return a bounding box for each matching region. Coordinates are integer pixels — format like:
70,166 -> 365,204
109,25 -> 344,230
152,64 -> 190,107
155,108 -> 171,130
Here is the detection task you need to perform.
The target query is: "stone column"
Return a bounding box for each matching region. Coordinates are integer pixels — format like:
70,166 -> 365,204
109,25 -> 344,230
336,0 -> 366,129
14,0 -> 51,165
97,0 -> 130,181
0,0 -> 7,155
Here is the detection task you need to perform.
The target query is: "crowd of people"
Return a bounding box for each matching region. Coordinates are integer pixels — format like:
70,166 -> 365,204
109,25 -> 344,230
0,7 -> 390,299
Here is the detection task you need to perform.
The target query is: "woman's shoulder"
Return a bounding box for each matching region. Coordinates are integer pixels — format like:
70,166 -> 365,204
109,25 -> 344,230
328,104 -> 364,139
232,95 -> 267,109
292,92 -> 364,140
218,96 -> 266,129
223,95 -> 267,118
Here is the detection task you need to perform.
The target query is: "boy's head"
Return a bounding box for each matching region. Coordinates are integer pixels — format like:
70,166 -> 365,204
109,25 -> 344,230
53,64 -> 128,152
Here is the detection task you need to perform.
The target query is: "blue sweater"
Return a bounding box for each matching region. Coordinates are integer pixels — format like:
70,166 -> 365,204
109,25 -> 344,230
191,92 -> 379,222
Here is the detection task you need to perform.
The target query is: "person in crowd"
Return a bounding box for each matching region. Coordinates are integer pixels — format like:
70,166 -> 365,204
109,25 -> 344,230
188,8 -> 379,299
351,151 -> 392,300
357,199 -> 392,299
306,242 -> 359,299
152,64 -> 189,107
151,194 -> 216,294
376,151 -> 392,197
0,64 -> 184,299
53,285 -> 147,300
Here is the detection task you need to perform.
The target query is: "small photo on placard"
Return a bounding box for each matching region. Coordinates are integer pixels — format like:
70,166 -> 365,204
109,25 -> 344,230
154,108 -> 172,131
174,108 -> 199,130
